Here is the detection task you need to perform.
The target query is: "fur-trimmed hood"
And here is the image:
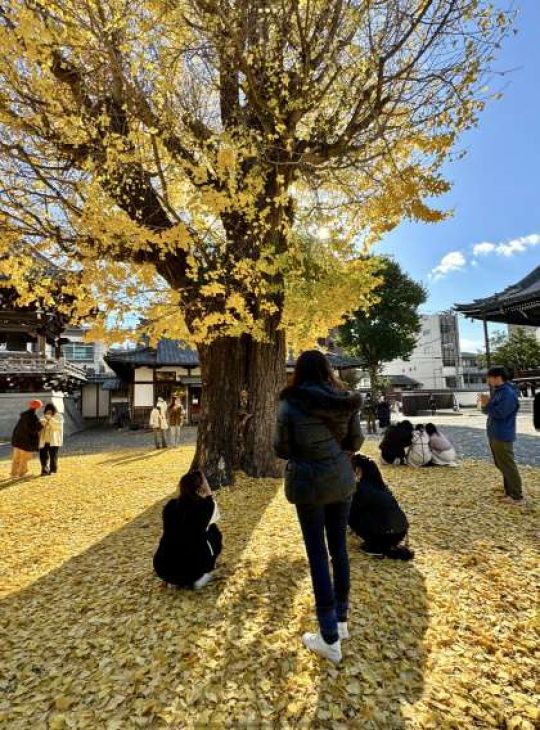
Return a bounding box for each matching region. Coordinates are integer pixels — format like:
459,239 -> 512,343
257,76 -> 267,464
279,382 -> 362,417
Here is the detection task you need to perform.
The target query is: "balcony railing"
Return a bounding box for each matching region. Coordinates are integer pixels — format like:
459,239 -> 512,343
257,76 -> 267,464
0,354 -> 86,380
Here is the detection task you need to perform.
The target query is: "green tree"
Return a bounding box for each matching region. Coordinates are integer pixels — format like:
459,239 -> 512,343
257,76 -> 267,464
484,329 -> 540,373
338,258 -> 426,394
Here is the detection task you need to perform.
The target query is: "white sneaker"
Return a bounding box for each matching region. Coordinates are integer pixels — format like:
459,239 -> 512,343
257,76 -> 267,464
338,622 -> 349,640
302,632 -> 342,664
193,572 -> 213,590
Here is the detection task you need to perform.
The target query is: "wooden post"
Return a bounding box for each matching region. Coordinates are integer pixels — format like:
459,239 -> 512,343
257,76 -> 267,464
483,315 -> 491,369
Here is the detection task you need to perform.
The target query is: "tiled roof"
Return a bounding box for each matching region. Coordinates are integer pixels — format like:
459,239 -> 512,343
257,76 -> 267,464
157,340 -> 199,367
286,351 -> 365,370
385,374 -> 421,387
455,265 -> 540,326
105,340 -> 199,367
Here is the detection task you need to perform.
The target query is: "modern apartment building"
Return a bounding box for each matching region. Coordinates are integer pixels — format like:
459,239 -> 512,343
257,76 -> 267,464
382,313 -> 464,390
62,326 -> 111,374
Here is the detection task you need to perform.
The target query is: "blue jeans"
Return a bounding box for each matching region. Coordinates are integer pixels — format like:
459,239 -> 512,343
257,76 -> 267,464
296,499 -> 352,644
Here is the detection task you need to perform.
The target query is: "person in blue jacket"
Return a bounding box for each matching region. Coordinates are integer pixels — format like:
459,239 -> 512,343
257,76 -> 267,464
481,366 -> 524,504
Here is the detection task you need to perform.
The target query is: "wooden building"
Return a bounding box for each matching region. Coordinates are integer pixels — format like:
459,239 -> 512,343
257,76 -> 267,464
105,340 -> 201,426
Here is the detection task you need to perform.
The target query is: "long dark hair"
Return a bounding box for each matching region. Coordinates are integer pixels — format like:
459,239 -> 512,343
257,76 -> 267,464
179,470 -> 204,499
292,350 -> 343,390
425,423 -> 438,436
351,454 -> 387,490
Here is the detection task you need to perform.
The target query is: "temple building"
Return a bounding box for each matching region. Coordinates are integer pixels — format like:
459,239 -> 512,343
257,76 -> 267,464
455,265 -> 540,394
0,254 -> 87,438
105,340 -> 365,428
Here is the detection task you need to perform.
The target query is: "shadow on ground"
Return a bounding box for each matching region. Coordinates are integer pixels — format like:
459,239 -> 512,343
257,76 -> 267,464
1,477 -> 281,727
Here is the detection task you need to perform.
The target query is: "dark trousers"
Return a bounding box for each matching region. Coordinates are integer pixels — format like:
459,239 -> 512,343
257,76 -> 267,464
296,499 -> 352,644
153,428 -> 167,448
39,444 -> 59,474
366,414 -> 377,434
489,439 -> 523,500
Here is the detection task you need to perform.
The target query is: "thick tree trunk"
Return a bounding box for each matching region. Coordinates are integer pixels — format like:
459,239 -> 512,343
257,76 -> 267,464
191,329 -> 286,487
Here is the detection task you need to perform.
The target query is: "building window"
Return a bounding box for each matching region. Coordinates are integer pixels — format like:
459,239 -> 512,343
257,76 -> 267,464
439,315 -> 458,366
62,343 -> 95,362
445,376 -> 457,388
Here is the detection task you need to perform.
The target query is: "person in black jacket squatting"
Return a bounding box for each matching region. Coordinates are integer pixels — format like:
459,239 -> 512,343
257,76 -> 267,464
274,350 -> 364,664
153,470 -> 222,590
349,454 -> 413,560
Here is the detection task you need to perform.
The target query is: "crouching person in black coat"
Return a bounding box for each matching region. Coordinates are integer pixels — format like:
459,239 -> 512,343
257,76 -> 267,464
349,454 -> 413,560
153,470 -> 222,590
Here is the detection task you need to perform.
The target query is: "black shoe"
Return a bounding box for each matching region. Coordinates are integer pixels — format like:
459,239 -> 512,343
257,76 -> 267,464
385,546 -> 415,561
40,470 -> 50,476
360,544 -> 385,559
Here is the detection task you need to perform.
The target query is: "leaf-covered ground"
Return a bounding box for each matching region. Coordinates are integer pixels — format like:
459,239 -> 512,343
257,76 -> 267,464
0,439 -> 538,729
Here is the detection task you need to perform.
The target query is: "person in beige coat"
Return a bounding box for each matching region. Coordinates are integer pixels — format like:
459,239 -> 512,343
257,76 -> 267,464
149,398 -> 169,449
39,403 -> 64,475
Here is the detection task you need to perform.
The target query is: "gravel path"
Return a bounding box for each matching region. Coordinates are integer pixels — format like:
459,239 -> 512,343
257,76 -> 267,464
363,412 -> 539,466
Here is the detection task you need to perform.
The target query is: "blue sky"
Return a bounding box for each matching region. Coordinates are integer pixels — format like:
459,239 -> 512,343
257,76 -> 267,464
376,0 -> 540,352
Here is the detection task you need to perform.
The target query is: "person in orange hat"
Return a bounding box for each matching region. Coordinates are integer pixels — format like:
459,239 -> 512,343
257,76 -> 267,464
10,399 -> 43,478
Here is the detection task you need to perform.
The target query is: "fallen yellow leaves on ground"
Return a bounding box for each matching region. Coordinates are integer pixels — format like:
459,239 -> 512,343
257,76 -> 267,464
0,442 -> 538,729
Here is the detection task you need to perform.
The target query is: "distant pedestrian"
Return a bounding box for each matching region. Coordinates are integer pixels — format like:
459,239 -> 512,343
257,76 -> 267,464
39,403 -> 64,475
480,366 -> 524,505
274,350 -> 364,664
11,399 -> 43,478
149,398 -> 168,449
363,394 -> 377,435
377,396 -> 391,429
428,394 -> 437,417
168,396 -> 185,446
534,391 -> 540,431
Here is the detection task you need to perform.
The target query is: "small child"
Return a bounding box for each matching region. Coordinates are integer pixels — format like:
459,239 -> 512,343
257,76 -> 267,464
153,470 -> 222,589
349,454 -> 413,560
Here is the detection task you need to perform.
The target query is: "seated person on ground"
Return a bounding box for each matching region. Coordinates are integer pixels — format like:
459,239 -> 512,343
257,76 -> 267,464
407,424 -> 433,467
153,470 -> 222,590
379,420 -> 414,465
349,454 -> 413,560
425,423 -> 458,467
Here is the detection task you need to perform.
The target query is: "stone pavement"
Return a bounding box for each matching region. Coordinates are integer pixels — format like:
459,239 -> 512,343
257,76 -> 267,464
363,412 -> 539,466
1,414 -> 537,466
0,425 -> 198,461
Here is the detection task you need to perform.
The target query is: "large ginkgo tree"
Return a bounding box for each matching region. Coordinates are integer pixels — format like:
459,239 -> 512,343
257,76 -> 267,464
0,0 -> 510,481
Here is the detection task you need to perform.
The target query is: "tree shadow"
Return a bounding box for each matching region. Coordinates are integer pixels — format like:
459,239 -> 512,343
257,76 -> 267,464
96,450 -> 170,467
0,473 -> 40,492
1,478 -> 281,727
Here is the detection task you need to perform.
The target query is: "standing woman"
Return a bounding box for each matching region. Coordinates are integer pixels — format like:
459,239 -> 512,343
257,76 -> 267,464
11,399 -> 43,478
168,396 -> 185,447
274,351 -> 364,663
39,403 -> 64,475
149,397 -> 169,449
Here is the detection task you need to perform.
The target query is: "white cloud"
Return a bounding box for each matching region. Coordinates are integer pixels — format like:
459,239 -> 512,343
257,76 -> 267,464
496,233 -> 540,257
430,251 -> 467,280
459,338 -> 484,353
472,233 -> 540,258
472,241 -> 496,256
